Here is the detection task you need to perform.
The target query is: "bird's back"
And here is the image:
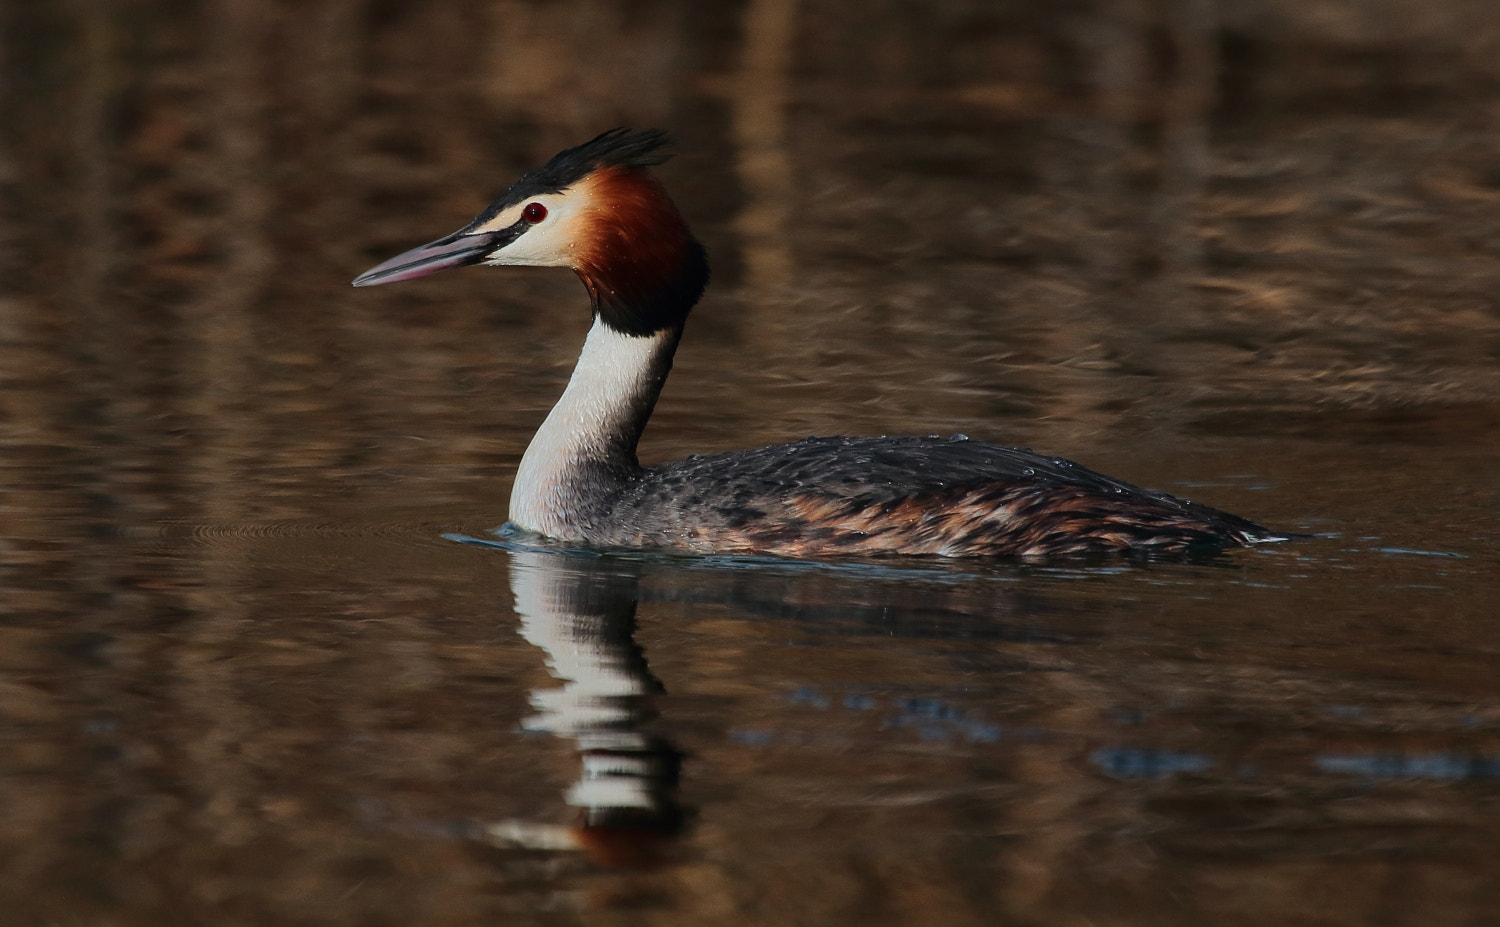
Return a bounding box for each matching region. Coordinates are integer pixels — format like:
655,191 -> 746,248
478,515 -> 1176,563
591,436 -> 1283,558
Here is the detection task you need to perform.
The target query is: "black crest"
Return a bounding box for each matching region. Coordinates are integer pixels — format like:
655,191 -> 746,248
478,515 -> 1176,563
469,129 -> 676,226
526,128 -> 675,188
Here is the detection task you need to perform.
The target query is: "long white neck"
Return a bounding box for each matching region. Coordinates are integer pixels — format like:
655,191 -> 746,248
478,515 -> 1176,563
509,317 -> 679,538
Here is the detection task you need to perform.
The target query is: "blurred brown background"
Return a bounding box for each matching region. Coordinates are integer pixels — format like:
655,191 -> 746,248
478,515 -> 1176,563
2,1 -> 1500,925
5,0 -> 1499,523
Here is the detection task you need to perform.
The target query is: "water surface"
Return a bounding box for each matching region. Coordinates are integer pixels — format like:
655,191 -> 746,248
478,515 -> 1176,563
2,1 -> 1500,924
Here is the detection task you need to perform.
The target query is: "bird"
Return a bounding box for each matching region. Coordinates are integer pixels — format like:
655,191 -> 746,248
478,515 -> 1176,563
353,128 -> 1293,559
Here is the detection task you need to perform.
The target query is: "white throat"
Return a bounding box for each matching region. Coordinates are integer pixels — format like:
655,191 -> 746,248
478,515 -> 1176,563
509,318 -> 676,538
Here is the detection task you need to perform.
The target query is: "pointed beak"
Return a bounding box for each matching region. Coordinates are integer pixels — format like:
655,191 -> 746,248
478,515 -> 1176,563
351,231 -> 503,287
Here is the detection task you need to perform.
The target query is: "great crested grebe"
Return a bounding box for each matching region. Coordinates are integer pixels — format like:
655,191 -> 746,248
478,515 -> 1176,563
354,129 -> 1291,558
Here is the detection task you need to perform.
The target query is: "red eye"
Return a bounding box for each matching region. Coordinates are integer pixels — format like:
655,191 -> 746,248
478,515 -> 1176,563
522,202 -> 547,223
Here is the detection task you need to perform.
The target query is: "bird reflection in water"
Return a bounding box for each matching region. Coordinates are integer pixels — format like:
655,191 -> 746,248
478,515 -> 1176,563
482,548 -> 686,869
451,531 -> 1071,872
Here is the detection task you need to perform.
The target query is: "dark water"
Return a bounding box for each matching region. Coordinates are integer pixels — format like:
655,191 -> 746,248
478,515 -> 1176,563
4,1 -> 1500,923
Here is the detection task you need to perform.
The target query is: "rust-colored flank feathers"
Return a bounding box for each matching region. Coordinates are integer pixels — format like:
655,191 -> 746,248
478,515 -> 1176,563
588,435 -> 1284,558
353,129 -> 1297,560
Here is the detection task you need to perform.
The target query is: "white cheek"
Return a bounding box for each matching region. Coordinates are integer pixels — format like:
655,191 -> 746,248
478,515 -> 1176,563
486,226 -> 572,267
482,195 -> 588,268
